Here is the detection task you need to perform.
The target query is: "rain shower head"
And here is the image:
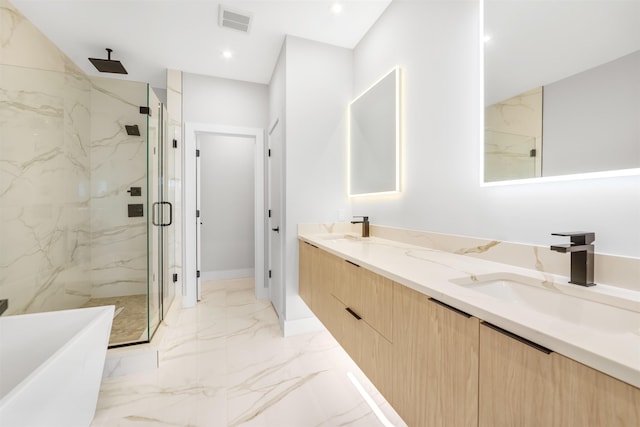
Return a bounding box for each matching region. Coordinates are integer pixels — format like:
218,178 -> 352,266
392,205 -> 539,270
89,48 -> 128,74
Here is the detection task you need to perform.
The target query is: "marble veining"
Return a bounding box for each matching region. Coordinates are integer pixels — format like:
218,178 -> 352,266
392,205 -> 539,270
299,227 -> 640,388
1,1 -> 78,74
89,76 -> 148,299
1,61 -> 92,315
1,58 -> 149,316
453,240 -> 501,255
484,87 -> 543,181
363,224 -> 640,291
92,278 -> 406,427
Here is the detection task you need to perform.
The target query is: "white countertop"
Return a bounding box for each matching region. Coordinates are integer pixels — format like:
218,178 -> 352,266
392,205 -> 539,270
298,232 -> 640,389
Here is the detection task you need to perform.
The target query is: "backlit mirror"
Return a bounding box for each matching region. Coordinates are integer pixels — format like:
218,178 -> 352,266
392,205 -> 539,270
349,67 -> 400,196
483,0 -> 640,183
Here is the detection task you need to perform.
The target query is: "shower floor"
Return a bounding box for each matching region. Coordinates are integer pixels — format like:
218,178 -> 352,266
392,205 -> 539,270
81,294 -> 148,346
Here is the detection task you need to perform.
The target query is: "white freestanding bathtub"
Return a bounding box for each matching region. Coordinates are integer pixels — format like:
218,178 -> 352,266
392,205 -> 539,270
0,306 -> 114,427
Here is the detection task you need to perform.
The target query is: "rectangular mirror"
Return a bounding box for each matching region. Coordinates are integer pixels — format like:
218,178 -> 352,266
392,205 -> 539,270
483,0 -> 640,183
349,67 -> 400,196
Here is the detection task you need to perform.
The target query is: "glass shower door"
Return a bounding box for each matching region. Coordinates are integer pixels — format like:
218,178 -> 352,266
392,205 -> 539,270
148,90 -> 174,337
159,103 -> 174,319
148,89 -> 161,339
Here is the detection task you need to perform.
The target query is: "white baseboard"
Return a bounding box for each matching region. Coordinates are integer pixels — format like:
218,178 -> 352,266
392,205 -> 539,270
202,268 -> 255,281
283,315 -> 325,337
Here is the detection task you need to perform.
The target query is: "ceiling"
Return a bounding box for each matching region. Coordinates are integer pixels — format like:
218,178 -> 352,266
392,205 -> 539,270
11,0 -> 393,88
484,0 -> 640,105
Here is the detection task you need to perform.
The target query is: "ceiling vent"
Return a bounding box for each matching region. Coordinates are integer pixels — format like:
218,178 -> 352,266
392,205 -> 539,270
218,5 -> 252,33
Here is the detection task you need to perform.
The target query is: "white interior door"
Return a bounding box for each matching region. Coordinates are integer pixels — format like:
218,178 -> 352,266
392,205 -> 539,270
268,119 -> 284,318
184,123 -> 266,308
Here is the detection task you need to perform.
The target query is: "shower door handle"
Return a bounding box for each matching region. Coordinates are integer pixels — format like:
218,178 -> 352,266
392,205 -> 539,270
152,202 -> 173,227
162,202 -> 173,227
152,202 -> 160,226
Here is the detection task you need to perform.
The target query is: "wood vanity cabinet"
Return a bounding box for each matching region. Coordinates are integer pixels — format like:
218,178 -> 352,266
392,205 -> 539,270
333,258 -> 393,341
393,284 -> 479,427
298,240 -> 314,306
298,240 -> 339,328
479,322 -> 640,427
299,240 -> 640,427
298,240 -> 393,401
331,258 -> 394,399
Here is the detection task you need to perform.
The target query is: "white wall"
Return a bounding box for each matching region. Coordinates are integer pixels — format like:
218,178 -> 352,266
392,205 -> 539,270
281,36 -> 353,321
182,72 -> 268,300
199,133 -> 255,273
543,51 -> 639,176
183,72 -> 268,128
267,36 -> 353,325
351,1 -> 640,257
269,43 -> 286,131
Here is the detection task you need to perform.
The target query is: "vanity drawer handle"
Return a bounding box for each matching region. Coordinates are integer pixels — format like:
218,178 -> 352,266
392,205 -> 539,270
429,298 -> 472,318
345,307 -> 362,320
345,260 -> 360,268
482,322 -> 552,355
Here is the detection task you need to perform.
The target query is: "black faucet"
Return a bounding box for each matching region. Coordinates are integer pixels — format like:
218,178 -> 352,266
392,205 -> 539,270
550,232 -> 595,287
351,216 -> 370,238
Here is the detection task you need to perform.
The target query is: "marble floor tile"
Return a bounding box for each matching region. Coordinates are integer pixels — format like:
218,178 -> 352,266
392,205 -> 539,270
92,278 -> 406,427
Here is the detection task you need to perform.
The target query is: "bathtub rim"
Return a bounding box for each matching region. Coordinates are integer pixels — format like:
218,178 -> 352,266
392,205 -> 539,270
0,305 -> 115,405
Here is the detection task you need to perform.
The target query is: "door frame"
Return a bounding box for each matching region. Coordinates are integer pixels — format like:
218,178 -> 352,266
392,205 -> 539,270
183,122 -> 267,308
267,117 -> 284,320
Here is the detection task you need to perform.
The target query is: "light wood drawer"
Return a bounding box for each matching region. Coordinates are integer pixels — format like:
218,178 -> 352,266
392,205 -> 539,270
332,294 -> 393,401
333,258 -> 393,341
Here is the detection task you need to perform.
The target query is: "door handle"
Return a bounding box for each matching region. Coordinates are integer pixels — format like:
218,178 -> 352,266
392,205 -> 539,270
345,307 -> 362,320
152,202 -> 160,226
152,202 -> 173,227
162,202 -> 172,227
272,226 -> 280,233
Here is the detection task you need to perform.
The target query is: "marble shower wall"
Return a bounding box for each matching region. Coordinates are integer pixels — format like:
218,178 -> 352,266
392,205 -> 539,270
484,87 -> 543,182
0,65 -> 92,315
1,0 -> 150,314
1,0 -> 94,315
89,77 -> 148,298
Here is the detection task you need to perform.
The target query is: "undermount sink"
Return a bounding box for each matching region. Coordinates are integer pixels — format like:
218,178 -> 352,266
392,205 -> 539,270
450,273 -> 640,335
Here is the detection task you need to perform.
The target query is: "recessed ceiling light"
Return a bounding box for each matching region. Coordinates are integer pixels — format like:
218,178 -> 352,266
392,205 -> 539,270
222,50 -> 233,59
331,3 -> 343,14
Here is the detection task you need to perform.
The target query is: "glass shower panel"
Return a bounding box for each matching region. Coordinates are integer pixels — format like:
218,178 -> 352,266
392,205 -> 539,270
148,91 -> 174,333
160,103 -> 174,319
87,76 -> 150,346
148,88 -> 161,340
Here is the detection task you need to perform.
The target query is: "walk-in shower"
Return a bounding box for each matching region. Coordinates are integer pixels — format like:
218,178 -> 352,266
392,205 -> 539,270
0,64 -> 175,347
